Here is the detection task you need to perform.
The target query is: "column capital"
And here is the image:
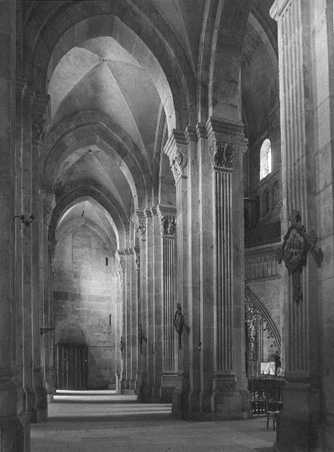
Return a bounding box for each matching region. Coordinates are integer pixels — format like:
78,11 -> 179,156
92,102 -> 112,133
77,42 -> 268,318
270,0 -> 291,21
163,129 -> 188,183
206,118 -> 247,171
160,215 -> 176,238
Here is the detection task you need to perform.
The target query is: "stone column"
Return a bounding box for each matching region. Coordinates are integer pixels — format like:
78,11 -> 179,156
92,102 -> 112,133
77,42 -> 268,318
41,192 -> 56,398
150,208 -> 162,400
118,252 -> 128,391
125,250 -> 132,391
270,0 -> 331,449
158,206 -> 177,402
31,92 -> 49,422
207,118 -> 248,419
145,209 -> 155,400
163,131 -> 189,416
14,76 -> 27,449
196,123 -> 214,414
129,248 -> 138,391
0,0 -> 26,449
136,211 -> 149,400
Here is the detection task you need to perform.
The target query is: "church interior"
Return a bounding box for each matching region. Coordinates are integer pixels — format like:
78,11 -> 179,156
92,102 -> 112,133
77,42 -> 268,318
1,0 -> 334,450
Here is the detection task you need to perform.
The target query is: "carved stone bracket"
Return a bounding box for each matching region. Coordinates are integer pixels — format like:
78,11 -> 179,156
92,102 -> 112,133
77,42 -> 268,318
279,210 -> 323,303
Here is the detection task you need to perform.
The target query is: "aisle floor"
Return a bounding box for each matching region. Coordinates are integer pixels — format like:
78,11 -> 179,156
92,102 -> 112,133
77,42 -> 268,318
31,392 -> 275,452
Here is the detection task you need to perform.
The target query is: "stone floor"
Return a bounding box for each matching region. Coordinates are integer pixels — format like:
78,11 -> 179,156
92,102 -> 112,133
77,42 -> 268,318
31,392 -> 275,452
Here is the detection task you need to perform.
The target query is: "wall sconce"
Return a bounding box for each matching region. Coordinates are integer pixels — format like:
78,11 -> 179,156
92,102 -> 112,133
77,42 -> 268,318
14,214 -> 34,226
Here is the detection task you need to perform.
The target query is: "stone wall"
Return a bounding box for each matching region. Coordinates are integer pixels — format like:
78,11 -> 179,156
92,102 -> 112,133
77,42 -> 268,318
53,225 -> 120,389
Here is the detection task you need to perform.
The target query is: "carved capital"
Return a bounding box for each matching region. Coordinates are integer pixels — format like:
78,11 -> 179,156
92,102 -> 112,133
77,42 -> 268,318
163,130 -> 188,183
206,117 -> 247,171
161,215 -> 176,238
211,142 -> 234,171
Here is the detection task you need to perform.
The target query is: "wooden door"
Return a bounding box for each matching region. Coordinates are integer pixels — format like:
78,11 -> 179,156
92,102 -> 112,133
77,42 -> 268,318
56,343 -> 88,389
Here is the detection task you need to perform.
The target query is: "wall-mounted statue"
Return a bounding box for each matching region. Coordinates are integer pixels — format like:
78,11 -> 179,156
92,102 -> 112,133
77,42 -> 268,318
279,210 -> 323,303
174,303 -> 185,349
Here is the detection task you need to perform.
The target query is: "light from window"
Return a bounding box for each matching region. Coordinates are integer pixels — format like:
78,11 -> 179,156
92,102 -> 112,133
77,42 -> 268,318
260,138 -> 272,180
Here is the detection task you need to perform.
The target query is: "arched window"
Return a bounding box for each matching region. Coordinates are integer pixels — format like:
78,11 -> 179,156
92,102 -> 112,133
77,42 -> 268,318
260,138 -> 272,180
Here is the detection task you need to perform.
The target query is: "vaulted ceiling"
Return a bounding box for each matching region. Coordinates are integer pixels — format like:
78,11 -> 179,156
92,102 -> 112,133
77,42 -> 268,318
25,0 -> 278,247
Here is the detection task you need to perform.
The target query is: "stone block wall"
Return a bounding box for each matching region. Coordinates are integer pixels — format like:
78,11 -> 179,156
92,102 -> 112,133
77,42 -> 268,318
53,225 -> 120,389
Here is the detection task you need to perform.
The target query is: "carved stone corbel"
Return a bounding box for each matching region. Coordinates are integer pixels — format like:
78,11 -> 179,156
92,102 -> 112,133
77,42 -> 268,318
279,210 -> 323,303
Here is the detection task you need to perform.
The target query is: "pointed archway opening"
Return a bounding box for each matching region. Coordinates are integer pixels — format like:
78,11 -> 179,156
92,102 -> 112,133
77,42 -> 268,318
50,198 -> 123,394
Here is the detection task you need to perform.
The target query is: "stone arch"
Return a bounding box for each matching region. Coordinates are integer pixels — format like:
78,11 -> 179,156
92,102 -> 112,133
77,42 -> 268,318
49,186 -> 128,251
245,285 -> 281,349
43,110 -> 148,210
56,216 -> 117,254
25,2 -> 195,130
198,0 -> 252,122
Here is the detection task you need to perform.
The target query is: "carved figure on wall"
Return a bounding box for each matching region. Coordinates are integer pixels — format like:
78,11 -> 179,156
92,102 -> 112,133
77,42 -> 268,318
174,303 -> 185,349
120,336 -> 125,354
279,210 -> 323,303
138,324 -> 147,354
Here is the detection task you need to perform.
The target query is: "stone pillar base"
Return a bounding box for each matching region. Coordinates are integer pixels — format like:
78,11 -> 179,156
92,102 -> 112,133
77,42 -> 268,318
0,418 -> 28,452
23,386 -> 36,422
212,375 -> 249,420
275,382 -> 321,452
34,386 -> 48,423
45,367 -> 56,396
151,384 -> 161,402
168,373 -> 185,418
160,373 -> 179,403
